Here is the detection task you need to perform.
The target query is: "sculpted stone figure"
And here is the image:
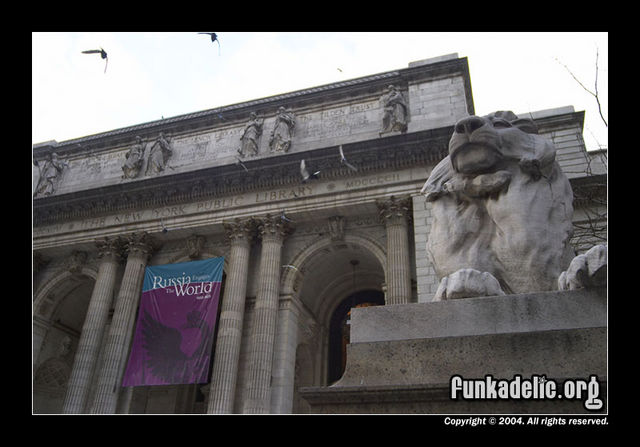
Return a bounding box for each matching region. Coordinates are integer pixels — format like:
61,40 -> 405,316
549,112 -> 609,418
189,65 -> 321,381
558,244 -> 607,291
146,132 -> 173,175
185,234 -> 206,259
380,84 -> 408,135
34,152 -> 68,197
122,136 -> 145,179
238,112 -> 264,157
422,111 -> 588,300
269,107 -> 295,153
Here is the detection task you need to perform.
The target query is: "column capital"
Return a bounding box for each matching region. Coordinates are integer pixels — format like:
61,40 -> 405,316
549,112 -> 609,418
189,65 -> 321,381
223,218 -> 256,245
124,232 -> 157,261
257,214 -> 294,242
376,195 -> 412,224
95,236 -> 125,263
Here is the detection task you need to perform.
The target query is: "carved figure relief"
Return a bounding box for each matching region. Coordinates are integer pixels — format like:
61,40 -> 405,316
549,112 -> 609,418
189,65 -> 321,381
379,85 -> 408,135
122,136 -> 146,179
328,216 -> 345,241
65,251 -> 87,274
269,107 -> 295,153
185,234 -> 206,259
238,112 -> 264,157
422,111 -> 577,300
145,132 -> 173,175
34,153 -> 68,197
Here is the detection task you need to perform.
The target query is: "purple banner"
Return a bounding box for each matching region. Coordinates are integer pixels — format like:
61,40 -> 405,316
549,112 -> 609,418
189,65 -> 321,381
122,257 -> 224,387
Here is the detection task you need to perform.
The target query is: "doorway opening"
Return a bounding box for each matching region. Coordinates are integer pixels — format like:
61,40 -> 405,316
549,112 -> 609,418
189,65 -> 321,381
327,289 -> 384,385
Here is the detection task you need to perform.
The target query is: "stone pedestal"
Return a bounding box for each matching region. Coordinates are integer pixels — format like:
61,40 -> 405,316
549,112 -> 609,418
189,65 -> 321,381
300,288 -> 607,414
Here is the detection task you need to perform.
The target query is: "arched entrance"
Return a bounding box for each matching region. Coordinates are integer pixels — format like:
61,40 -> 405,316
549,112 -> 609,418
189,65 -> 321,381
33,268 -> 96,414
287,234 -> 386,413
327,289 -> 384,385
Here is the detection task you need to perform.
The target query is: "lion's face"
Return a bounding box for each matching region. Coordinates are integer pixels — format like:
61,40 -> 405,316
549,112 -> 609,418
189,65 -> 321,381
448,111 -> 539,175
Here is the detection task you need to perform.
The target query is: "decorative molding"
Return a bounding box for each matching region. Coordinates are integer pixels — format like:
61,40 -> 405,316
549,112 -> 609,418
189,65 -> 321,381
185,234 -> 207,259
33,129 -> 452,226
327,216 -> 345,242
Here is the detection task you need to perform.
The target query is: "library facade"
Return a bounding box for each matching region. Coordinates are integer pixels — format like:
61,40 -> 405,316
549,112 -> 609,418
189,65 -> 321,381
33,54 -> 606,414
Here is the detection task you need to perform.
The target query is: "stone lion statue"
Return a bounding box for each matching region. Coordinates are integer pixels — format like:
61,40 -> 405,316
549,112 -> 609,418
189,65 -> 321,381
421,111 -> 606,300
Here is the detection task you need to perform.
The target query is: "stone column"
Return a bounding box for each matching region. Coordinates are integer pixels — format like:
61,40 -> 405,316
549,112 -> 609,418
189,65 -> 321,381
242,215 -> 292,414
377,196 -> 412,305
62,237 -> 123,414
207,218 -> 255,414
270,295 -> 301,413
90,232 -> 155,414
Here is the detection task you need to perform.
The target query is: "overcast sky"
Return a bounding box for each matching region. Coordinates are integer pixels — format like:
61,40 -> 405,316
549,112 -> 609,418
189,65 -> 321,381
32,32 -> 607,151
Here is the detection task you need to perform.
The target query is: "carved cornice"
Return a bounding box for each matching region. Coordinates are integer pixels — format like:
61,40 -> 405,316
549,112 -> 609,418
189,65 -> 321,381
33,128 -> 452,226
570,174 -> 607,209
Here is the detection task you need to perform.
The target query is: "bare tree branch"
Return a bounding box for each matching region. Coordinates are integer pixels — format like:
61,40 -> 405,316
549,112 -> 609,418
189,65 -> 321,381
555,48 -> 608,127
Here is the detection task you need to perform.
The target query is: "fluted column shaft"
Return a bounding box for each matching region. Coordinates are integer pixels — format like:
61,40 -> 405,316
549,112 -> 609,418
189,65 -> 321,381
378,196 -> 412,305
270,295 -> 301,413
242,215 -> 292,414
207,219 -> 254,414
90,232 -> 155,414
62,237 -> 123,414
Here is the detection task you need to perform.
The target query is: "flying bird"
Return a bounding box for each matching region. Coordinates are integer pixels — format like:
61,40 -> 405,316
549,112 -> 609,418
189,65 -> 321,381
300,159 -> 320,183
338,145 -> 358,172
82,48 -> 108,73
199,32 -> 220,55
280,210 -> 294,222
234,156 -> 248,172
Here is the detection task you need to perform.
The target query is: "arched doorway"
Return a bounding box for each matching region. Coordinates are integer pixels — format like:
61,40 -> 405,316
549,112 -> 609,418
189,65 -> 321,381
327,289 -> 384,385
287,234 -> 386,412
33,270 -> 95,414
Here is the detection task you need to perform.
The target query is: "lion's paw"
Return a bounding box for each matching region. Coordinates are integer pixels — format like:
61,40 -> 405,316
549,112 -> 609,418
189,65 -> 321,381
558,244 -> 607,291
433,268 -> 506,301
